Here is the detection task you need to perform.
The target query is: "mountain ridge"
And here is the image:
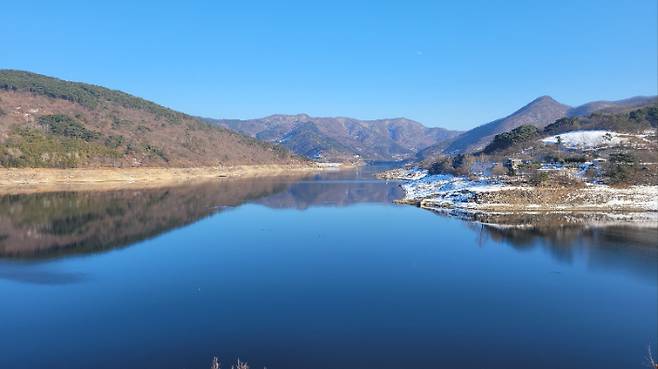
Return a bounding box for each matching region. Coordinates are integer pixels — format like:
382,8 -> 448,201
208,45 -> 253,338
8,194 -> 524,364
566,96 -> 657,117
419,94 -> 657,159
205,114 -> 461,161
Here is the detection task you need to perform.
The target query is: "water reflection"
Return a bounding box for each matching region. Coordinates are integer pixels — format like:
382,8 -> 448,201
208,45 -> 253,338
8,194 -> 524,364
1,166 -> 655,269
0,261 -> 88,284
0,170 -> 655,369
255,169 -> 403,208
469,221 -> 658,282
0,168 -> 402,259
0,179 -> 292,258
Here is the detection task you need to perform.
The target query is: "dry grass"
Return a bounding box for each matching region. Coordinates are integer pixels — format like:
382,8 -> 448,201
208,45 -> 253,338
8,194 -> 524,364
210,356 -> 251,369
648,345 -> 658,369
0,164 -> 326,194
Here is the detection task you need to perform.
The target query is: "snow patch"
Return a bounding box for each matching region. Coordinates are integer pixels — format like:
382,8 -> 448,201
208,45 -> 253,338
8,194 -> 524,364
541,130 -> 627,149
378,167 -> 428,181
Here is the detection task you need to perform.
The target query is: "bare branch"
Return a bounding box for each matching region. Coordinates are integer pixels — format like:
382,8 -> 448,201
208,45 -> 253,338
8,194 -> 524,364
648,345 -> 658,369
210,356 -> 220,369
231,358 -> 249,369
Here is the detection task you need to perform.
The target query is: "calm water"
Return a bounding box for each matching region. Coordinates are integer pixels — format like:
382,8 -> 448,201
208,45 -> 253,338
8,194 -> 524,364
0,167 -> 656,369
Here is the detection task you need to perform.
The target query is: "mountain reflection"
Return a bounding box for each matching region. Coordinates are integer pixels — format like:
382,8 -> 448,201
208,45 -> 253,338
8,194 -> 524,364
0,179 -> 290,258
0,169 -> 402,259
468,219 -> 658,282
255,172 -> 403,209
265,165 -> 404,208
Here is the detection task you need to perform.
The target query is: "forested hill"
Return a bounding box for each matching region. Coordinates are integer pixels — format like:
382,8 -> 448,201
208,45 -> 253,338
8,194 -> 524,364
206,114 -> 460,162
0,70 -> 305,168
482,104 -> 658,155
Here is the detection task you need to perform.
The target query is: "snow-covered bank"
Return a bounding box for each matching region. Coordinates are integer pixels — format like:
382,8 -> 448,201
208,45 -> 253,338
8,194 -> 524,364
376,167 -> 428,181
400,174 -> 507,203
382,167 -> 658,226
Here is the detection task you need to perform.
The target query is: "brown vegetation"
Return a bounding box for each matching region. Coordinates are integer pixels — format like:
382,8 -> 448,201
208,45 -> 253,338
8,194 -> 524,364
0,70 -> 308,168
0,165 -> 322,194
458,186 -> 655,212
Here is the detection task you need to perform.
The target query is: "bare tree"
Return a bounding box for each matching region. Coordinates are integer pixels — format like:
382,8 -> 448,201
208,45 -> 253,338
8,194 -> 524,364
648,345 -> 658,369
210,355 -> 256,369
232,358 -> 249,369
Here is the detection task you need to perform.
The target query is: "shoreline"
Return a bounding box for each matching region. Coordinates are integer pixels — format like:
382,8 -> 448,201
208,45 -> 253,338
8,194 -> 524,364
400,185 -> 658,213
382,167 -> 658,226
0,164 -> 342,194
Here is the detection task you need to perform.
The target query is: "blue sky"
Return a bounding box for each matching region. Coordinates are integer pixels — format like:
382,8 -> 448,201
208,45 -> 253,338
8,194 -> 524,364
2,0 -> 656,129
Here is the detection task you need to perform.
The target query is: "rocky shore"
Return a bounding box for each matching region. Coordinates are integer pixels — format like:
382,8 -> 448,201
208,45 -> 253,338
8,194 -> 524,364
380,167 -> 658,226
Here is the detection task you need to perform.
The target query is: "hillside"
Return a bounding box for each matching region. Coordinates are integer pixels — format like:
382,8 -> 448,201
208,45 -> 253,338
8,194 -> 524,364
0,70 -> 305,168
206,114 -> 460,162
482,104 -> 657,155
422,95 -> 657,159
479,105 -> 658,185
442,96 -> 571,154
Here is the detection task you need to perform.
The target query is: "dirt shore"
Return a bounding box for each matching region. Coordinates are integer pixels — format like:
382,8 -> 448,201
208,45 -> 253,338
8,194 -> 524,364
417,185 -> 658,213
0,164 -> 332,194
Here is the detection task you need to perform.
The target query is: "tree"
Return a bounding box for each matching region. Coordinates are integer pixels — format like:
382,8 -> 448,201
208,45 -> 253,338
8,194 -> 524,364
452,153 -> 475,176
482,125 -> 540,154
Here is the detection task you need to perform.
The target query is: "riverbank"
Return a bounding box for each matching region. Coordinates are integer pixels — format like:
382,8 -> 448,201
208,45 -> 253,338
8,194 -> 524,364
0,164 -> 338,194
381,167 -> 658,225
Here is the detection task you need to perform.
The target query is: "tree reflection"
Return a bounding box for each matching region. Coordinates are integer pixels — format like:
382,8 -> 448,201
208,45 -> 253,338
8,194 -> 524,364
461,214 -> 658,282
0,168 -> 403,259
0,179 -> 292,258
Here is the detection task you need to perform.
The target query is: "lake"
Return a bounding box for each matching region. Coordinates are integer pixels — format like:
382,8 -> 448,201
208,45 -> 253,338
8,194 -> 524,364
0,167 -> 656,369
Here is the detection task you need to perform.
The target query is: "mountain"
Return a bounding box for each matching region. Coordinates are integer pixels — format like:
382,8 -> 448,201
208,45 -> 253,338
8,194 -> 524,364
567,96 -> 657,117
205,114 -> 460,162
0,70 -> 305,168
422,95 -> 658,158
442,96 -> 571,154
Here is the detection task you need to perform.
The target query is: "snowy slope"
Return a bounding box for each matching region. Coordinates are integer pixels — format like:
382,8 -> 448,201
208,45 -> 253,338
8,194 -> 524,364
541,130 -> 626,149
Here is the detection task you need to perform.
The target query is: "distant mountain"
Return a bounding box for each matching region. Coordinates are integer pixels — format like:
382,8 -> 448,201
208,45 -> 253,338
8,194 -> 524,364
205,114 -> 460,161
0,70 -> 304,168
567,96 -> 657,117
421,95 -> 657,158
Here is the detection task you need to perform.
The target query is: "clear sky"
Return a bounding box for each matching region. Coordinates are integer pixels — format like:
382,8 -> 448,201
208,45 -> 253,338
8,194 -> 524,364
2,0 -> 656,129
